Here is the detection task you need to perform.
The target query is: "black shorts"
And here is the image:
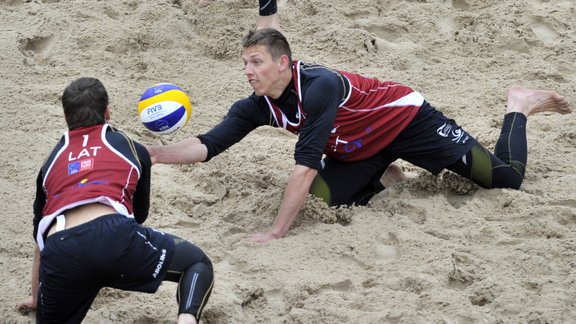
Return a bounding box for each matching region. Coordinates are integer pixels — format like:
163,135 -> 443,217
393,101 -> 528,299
381,101 -> 478,174
314,102 -> 477,206
37,214 -> 175,324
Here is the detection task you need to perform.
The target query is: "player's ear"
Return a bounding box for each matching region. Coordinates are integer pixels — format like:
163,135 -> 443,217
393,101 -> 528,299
279,54 -> 290,71
105,106 -> 110,121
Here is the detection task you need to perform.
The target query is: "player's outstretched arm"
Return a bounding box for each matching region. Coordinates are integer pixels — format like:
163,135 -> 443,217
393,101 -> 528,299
147,137 -> 208,165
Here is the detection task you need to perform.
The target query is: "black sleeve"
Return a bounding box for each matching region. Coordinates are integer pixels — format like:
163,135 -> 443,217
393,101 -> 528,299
132,142 -> 151,224
198,96 -> 271,161
32,169 -> 46,241
294,73 -> 344,170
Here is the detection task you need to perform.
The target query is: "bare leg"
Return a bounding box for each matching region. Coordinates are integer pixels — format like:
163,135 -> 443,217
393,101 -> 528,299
257,13 -> 281,31
197,0 -> 211,7
506,86 -> 572,116
381,164 -> 406,188
177,313 -> 197,324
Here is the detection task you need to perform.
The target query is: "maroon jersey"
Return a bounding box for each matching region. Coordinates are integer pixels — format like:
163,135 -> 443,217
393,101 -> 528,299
35,124 -> 149,249
265,61 -> 424,161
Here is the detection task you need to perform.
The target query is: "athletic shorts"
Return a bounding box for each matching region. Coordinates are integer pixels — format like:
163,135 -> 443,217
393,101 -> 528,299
380,101 -> 478,174
37,214 -> 175,324
314,102 -> 478,206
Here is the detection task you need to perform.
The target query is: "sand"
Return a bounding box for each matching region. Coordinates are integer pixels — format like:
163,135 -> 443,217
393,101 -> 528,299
1,0 -> 575,323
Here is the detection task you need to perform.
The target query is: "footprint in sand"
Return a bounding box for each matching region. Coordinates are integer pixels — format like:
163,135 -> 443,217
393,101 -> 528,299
448,253 -> 476,289
527,16 -> 559,46
375,232 -> 400,264
317,279 -> 353,293
437,15 -> 458,35
18,35 -> 55,58
218,253 -> 246,273
348,12 -> 422,69
452,0 -> 471,11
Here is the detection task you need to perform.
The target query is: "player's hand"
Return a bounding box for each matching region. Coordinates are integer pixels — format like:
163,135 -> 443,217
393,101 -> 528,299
247,231 -> 279,243
16,296 -> 36,314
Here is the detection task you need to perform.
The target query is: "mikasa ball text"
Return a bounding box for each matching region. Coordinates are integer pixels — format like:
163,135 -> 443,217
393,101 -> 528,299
138,83 -> 192,134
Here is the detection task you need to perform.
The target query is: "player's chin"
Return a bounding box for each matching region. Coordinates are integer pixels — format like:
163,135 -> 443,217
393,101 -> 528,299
253,88 -> 265,96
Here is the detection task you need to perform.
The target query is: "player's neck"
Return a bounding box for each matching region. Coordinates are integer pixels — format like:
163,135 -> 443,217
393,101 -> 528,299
267,70 -> 293,99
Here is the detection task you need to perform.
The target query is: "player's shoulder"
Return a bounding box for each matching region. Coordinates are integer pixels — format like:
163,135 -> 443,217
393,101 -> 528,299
299,61 -> 342,85
105,125 -> 145,150
299,61 -> 337,76
296,62 -> 343,98
105,125 -> 150,167
106,124 -> 134,141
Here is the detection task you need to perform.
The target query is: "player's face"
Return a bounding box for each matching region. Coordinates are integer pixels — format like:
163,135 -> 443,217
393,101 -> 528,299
242,45 -> 283,97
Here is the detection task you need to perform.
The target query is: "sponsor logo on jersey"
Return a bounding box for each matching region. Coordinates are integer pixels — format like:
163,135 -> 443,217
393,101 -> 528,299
67,159 -> 94,175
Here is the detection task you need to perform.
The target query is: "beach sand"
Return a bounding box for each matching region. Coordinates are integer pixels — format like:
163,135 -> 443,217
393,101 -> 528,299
1,0 -> 575,323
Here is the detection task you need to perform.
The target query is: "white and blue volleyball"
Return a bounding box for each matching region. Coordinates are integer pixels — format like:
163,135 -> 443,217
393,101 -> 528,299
138,83 -> 192,134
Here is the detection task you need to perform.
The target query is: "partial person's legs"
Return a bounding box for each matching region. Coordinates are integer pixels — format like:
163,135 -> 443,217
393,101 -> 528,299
381,164 -> 407,188
100,217 -> 206,323
310,154 -> 395,206
36,260 -> 100,324
37,227 -> 105,324
257,0 -> 281,31
446,142 -> 525,189
163,235 -> 214,324
447,87 -> 571,189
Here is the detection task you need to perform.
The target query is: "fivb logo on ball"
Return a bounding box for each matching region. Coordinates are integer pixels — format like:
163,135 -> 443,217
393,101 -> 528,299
138,83 -> 192,134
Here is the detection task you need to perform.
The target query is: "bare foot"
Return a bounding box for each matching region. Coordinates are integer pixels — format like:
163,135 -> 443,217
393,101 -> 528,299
198,0 -> 211,7
506,86 -> 572,116
381,164 -> 406,188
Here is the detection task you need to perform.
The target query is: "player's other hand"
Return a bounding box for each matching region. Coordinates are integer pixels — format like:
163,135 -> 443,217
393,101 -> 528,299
16,296 -> 36,314
247,231 -> 279,243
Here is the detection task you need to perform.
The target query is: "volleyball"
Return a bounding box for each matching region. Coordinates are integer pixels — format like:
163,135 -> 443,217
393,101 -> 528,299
137,83 -> 192,134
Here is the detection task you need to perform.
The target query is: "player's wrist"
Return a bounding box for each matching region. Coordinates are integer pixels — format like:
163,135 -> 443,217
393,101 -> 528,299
269,230 -> 281,239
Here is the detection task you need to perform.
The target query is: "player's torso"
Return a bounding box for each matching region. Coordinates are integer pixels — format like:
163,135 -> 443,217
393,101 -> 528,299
266,62 -> 424,161
42,124 -> 142,215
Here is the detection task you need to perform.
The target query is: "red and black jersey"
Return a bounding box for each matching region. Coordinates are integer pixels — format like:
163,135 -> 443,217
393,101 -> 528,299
33,124 -> 151,248
198,61 -> 425,169
265,61 -> 424,161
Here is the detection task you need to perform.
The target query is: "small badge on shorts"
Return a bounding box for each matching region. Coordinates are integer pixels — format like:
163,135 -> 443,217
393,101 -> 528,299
437,123 -> 470,144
